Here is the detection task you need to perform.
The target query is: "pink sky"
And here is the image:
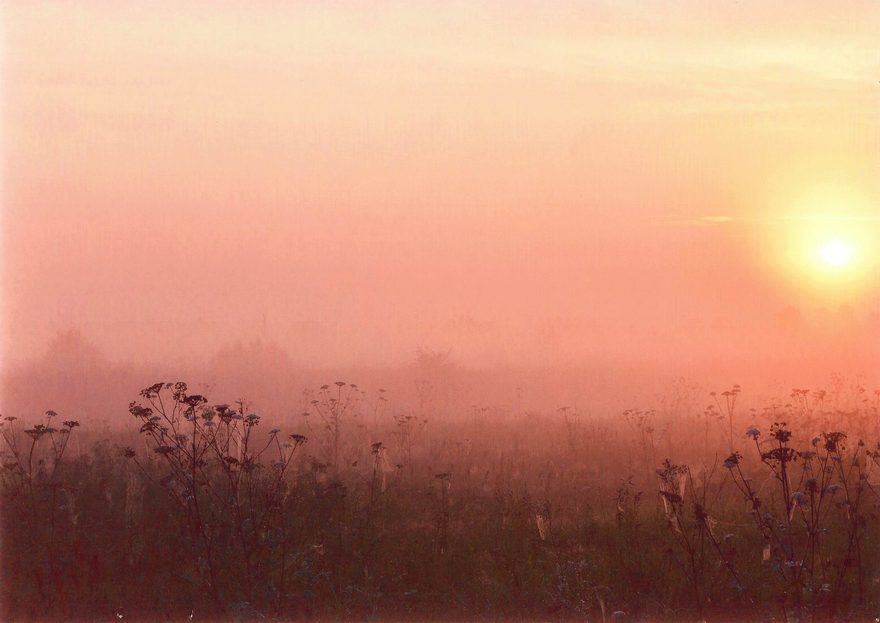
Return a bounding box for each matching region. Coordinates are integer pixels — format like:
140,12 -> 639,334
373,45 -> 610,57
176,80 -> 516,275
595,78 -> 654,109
3,1 -> 879,371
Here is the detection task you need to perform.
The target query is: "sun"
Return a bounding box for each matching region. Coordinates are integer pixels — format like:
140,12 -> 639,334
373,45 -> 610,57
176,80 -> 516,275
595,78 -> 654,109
755,183 -> 879,299
819,240 -> 854,267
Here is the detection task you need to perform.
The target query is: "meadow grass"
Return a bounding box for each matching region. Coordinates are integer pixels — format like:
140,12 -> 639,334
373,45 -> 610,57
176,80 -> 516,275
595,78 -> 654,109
1,381 -> 878,621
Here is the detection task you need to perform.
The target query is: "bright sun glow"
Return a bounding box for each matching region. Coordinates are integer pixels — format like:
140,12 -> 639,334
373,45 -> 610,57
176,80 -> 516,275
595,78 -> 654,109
819,240 -> 854,267
757,183 -> 880,299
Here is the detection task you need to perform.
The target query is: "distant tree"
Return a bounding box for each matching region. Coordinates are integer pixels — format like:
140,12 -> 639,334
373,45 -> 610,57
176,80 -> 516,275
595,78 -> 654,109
41,328 -> 105,371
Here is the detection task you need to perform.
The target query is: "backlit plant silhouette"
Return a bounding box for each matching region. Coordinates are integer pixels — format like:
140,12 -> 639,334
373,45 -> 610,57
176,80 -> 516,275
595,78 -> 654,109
1,381 -> 878,621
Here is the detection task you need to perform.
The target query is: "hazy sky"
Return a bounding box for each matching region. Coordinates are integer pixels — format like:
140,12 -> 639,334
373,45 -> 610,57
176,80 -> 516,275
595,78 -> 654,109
4,1 -> 879,368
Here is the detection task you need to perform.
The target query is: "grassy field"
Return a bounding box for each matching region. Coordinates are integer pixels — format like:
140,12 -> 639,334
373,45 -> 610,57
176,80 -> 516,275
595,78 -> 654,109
2,381 -> 878,622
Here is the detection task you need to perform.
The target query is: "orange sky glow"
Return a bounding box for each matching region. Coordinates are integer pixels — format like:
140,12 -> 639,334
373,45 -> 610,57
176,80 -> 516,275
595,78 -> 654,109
3,1 -> 879,379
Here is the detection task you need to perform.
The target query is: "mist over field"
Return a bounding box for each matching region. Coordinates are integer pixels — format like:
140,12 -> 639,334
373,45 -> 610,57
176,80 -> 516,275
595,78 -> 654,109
0,317 -> 878,433
2,2 -> 880,621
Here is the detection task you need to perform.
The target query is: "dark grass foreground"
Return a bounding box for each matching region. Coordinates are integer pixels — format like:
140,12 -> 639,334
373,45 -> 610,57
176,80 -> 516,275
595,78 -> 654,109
2,382 -> 879,621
